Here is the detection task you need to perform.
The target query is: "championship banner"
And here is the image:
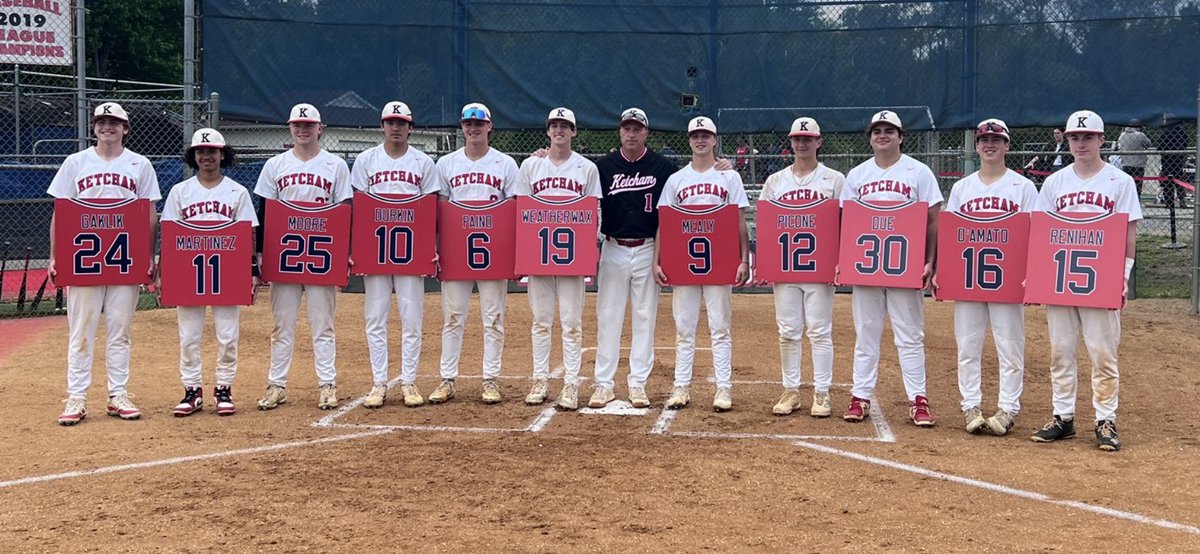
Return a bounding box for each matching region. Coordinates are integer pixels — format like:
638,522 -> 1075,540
935,211 -> 1030,303
1023,211 -> 1128,309
837,200 -> 928,289
351,192 -> 437,276
159,220 -> 254,307
0,1 -> 73,65
52,198 -> 151,286
754,198 -> 839,284
261,200 -> 351,287
514,195 -> 599,277
437,199 -> 516,281
658,204 -> 742,286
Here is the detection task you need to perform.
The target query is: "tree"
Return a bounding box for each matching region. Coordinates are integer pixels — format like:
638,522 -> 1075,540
87,0 -> 183,84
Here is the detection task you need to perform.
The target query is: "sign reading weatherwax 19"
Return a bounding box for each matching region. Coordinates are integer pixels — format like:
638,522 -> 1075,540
0,1 -> 73,66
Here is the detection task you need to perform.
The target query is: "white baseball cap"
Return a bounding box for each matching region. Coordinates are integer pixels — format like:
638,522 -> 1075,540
867,110 -> 903,132
461,102 -> 491,122
188,128 -> 226,149
974,118 -> 1010,141
687,116 -> 716,135
1065,110 -> 1104,134
547,107 -> 576,127
288,103 -> 321,124
789,117 -> 821,137
619,107 -> 649,128
381,101 -> 413,122
91,102 -> 128,123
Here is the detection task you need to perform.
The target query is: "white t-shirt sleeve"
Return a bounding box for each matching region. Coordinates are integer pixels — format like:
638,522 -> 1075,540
331,158 -> 353,203
254,157 -> 279,199
1017,175 -> 1041,213
349,150 -> 370,192
945,178 -> 967,213
657,174 -> 680,208
839,167 -> 861,205
419,155 -> 442,195
515,158 -> 536,196
235,183 -> 260,226
829,170 -> 846,201
161,184 -> 182,221
503,158 -> 525,199
435,158 -> 452,198
46,153 -> 78,198
138,157 -> 162,201
916,163 -> 943,206
726,172 -> 750,208
584,160 -> 602,198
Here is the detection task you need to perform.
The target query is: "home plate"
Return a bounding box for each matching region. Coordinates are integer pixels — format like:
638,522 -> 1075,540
578,400 -> 650,416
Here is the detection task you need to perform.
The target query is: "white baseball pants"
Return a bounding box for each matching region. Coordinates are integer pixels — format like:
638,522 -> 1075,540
671,284 -> 733,390
267,283 -> 338,387
849,286 -> 928,401
1046,305 -> 1121,421
439,279 -> 507,380
64,284 -> 140,398
593,240 -> 660,390
528,275 -> 585,386
954,301 -> 1024,414
363,274 -> 425,385
177,305 -> 240,387
773,282 -> 835,393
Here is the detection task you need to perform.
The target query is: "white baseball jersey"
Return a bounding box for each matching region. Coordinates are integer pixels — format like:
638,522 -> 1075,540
1037,162 -> 1143,220
840,154 -> 943,207
254,149 -> 352,204
436,147 -> 523,201
47,147 -> 161,201
162,176 -> 259,225
762,163 -> 845,202
658,164 -> 750,208
517,152 -> 602,199
350,144 -> 442,196
946,169 -> 1039,214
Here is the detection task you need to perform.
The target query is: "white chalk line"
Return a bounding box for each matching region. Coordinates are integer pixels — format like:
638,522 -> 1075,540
527,406 -> 558,432
792,440 -> 1200,537
0,429 -> 393,490
672,430 -> 885,442
650,409 -> 678,435
868,399 -> 897,443
321,422 -> 526,434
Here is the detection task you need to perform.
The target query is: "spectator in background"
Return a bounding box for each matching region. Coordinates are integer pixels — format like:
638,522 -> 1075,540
1160,121 -> 1190,208
1117,120 -> 1152,196
661,142 -> 677,161
735,137 -> 753,181
1024,128 -> 1070,183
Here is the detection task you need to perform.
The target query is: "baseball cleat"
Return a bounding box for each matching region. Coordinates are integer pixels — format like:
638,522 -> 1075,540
317,384 -> 339,410
525,380 -> 550,405
172,387 -> 204,417
810,391 -> 832,418
1095,420 -> 1120,451
772,389 -> 803,416
985,409 -> 1014,436
106,393 -> 142,420
58,398 -> 87,426
481,379 -> 503,404
963,406 -> 985,434
428,380 -> 456,404
1030,415 -> 1075,443
557,383 -> 579,411
628,386 -> 650,408
587,386 -> 614,409
400,383 -> 424,407
712,388 -> 733,412
257,385 -> 287,410
363,385 -> 387,409
910,395 -> 935,427
843,396 -> 870,422
666,386 -> 690,410
214,386 -> 236,416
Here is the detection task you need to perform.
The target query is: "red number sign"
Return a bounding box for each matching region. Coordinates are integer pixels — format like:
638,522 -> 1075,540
754,198 -> 840,284
437,199 -> 516,281
658,204 -> 742,286
53,198 -> 152,286
351,192 -> 437,276
514,195 -> 599,277
160,220 -> 254,306
261,200 -> 351,286
1023,211 -> 1128,309
837,200 -> 928,289
935,211 -> 1030,303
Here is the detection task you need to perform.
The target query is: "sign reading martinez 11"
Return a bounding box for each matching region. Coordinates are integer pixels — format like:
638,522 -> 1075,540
0,0 -> 72,65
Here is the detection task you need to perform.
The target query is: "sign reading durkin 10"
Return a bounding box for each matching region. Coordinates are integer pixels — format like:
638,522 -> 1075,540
0,0 -> 72,65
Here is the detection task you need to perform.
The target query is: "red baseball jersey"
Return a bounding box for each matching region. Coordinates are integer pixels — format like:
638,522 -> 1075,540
754,198 -> 840,284
159,220 -> 254,306
935,211 -> 1030,303
1023,211 -> 1128,309
437,199 -> 517,281
658,204 -> 742,286
514,195 -> 599,277
837,200 -> 928,289
53,198 -> 152,286
351,192 -> 438,276
261,200 -> 351,286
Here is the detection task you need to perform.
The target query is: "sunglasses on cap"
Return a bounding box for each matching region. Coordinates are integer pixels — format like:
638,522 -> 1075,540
462,107 -> 489,121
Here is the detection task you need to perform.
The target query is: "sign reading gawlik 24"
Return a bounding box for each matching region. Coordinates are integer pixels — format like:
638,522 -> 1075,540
0,1 -> 72,66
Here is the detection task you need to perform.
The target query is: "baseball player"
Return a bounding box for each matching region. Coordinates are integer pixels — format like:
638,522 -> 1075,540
1030,110 -> 1141,452
162,129 -> 259,417
48,102 -> 161,425
430,102 -> 523,405
254,103 -> 353,411
839,110 -> 943,427
654,116 -> 750,411
940,119 -> 1040,435
350,101 -> 441,409
759,117 -> 845,417
516,108 -> 601,410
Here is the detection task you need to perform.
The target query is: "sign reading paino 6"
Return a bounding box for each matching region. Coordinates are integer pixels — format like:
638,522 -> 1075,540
0,0 -> 72,65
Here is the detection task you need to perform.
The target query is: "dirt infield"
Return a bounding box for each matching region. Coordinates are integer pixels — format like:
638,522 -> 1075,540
1,292 -> 1198,551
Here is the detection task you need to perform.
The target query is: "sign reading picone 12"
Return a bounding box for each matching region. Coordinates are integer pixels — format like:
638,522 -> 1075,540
0,0 -> 72,65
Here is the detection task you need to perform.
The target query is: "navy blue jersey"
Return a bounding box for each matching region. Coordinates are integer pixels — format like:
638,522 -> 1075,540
596,148 -> 677,239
